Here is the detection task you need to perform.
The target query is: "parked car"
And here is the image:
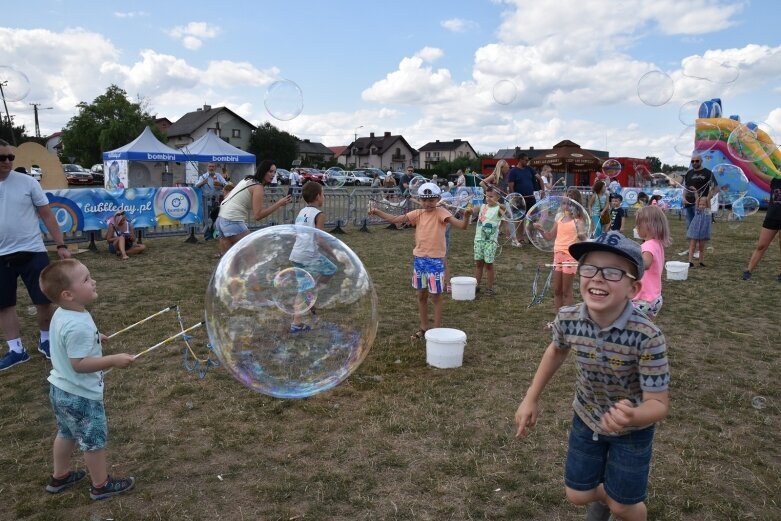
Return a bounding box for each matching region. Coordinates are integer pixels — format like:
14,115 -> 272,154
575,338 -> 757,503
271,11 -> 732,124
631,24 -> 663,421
30,165 -> 43,182
275,168 -> 292,185
363,168 -> 388,181
296,168 -> 325,184
328,170 -> 373,187
63,164 -> 93,185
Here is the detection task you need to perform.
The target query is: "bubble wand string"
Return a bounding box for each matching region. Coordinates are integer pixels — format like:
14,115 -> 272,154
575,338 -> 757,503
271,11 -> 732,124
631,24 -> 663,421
107,305 -> 178,339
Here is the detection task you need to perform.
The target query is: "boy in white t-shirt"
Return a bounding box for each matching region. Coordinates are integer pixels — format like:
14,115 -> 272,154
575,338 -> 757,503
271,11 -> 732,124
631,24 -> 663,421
39,259 -> 136,500
288,182 -> 337,332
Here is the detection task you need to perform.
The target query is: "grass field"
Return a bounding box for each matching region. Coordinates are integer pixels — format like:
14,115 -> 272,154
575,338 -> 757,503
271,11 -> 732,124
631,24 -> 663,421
1,212 -> 779,520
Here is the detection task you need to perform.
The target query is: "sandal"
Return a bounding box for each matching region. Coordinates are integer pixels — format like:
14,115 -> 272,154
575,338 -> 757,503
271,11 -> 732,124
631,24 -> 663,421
699,262 -> 706,267
410,329 -> 426,342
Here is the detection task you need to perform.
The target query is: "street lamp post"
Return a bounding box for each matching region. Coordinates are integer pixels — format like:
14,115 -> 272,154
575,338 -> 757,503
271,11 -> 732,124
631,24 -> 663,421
354,125 -> 363,144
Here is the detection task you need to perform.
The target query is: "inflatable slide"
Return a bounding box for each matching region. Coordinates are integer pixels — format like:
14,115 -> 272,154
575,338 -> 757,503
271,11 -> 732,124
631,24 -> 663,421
693,99 -> 781,208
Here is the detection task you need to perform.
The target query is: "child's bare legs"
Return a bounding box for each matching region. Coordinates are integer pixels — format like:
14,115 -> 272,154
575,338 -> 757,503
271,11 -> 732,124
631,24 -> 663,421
566,485 -> 647,521
52,436 -> 77,479
745,228 -> 778,273
417,289 -> 429,331
698,240 -> 706,265
474,260 -> 485,286
562,272 -> 575,307
687,239 -> 696,265
430,293 -> 444,328
83,448 -> 109,487
552,270 -> 564,311
485,262 -> 495,290
444,259 -> 450,290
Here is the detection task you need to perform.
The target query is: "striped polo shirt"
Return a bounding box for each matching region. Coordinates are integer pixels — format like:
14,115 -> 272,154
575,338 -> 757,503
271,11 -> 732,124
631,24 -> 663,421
552,301 -> 670,436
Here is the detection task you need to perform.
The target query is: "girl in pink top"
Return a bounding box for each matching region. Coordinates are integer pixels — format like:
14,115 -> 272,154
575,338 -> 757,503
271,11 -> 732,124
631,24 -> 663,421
534,189 -> 588,312
633,205 -> 672,320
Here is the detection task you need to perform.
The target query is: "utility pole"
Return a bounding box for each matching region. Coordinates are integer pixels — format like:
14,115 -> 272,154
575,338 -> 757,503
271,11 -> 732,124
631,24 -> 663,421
30,102 -> 53,138
0,80 -> 16,146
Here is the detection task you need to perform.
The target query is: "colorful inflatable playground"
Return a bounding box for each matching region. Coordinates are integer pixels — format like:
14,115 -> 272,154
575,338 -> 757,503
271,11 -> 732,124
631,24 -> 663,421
694,98 -> 781,208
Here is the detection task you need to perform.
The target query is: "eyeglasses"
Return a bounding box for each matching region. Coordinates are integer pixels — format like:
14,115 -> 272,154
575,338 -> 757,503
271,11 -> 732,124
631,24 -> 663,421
0,154 -> 15,162
578,263 -> 636,281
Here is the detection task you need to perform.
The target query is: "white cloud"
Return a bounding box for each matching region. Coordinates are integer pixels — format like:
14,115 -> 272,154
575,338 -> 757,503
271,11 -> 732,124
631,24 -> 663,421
440,18 -> 478,33
362,55 -> 457,104
415,47 -> 444,63
167,22 -> 220,50
114,11 -> 148,19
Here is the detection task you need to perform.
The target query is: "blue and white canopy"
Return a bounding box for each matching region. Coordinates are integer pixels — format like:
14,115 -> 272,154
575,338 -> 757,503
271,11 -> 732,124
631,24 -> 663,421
102,126 -> 186,162
181,131 -> 256,164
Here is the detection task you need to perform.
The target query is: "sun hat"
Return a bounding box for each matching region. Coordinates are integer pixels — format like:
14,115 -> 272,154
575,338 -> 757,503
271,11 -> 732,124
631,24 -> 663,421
568,231 -> 644,280
417,182 -> 442,199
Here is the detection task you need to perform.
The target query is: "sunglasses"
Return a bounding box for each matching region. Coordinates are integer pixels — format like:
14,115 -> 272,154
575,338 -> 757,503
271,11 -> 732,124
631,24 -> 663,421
691,160 -> 701,164
0,154 -> 15,162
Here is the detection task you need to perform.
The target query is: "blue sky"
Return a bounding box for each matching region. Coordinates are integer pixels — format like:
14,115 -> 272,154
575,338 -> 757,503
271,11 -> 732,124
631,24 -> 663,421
3,0 -> 781,165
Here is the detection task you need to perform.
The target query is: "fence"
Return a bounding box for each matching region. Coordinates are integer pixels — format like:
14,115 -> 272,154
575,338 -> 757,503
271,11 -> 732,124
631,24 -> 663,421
44,186 -> 682,249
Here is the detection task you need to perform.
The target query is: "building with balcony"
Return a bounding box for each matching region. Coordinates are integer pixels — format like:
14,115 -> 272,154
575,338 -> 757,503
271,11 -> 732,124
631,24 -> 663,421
337,131 -> 418,171
417,139 -> 477,169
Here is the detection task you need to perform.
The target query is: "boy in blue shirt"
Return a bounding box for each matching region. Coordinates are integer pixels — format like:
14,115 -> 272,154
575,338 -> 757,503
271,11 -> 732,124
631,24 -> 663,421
39,259 -> 136,500
515,232 -> 670,521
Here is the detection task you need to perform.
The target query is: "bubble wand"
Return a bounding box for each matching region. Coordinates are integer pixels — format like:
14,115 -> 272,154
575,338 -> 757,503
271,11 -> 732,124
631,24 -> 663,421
133,322 -> 205,359
107,305 -> 178,339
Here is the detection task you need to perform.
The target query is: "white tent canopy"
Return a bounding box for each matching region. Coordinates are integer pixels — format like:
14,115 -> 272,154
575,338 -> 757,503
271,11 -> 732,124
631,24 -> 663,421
102,127 -> 186,188
181,131 -> 256,184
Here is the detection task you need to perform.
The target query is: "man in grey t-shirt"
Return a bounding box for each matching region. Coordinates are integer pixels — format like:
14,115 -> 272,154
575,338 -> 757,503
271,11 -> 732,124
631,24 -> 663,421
0,138 -> 71,371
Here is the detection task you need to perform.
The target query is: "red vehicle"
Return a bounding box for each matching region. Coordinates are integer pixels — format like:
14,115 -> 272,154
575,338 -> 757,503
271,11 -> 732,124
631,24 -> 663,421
294,168 -> 325,184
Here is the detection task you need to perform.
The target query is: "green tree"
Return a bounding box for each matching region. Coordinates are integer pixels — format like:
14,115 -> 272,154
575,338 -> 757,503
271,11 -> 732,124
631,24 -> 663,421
645,156 -> 662,172
61,85 -> 159,166
0,119 -> 27,146
247,122 -> 298,168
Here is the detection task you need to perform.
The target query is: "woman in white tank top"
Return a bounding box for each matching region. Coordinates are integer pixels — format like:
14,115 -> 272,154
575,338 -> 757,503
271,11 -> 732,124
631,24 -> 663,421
215,159 -> 292,255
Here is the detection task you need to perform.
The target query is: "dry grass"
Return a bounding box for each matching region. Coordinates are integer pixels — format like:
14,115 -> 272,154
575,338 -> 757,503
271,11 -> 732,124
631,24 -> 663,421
1,212 -> 779,520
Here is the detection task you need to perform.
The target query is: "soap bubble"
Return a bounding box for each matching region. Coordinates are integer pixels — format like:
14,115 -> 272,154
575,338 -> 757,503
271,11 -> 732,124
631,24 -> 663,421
601,159 -> 622,179
408,175 -> 428,196
678,100 -> 702,126
492,79 -> 518,105
681,57 -> 740,84
674,122 -> 723,158
324,173 -> 346,188
712,163 -> 749,198
524,196 -> 592,251
205,225 -> 378,398
751,396 -> 767,410
264,79 -> 304,121
0,66 -> 31,102
731,196 -> 760,218
727,121 -> 777,164
637,70 -> 674,107
502,192 -> 527,222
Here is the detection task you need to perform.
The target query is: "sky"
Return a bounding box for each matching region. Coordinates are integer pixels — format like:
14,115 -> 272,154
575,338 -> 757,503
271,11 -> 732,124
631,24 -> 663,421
3,0 -> 781,166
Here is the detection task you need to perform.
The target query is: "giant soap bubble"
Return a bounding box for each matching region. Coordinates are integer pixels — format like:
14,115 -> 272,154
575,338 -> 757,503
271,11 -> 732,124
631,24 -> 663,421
205,225 -> 378,398
524,195 -> 592,251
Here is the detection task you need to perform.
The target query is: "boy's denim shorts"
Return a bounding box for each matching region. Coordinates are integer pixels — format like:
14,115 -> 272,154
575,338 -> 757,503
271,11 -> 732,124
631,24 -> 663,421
49,385 -> 108,452
565,414 -> 655,505
292,255 -> 337,278
215,217 -> 249,238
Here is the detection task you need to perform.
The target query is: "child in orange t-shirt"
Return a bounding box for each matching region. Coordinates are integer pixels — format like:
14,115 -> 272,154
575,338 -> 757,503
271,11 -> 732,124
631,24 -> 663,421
534,189 -> 589,312
369,182 -> 472,340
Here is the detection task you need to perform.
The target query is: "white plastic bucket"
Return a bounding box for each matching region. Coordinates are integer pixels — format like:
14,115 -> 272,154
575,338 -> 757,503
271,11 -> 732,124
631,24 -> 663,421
450,276 -> 477,300
665,261 -> 689,281
425,328 -> 467,368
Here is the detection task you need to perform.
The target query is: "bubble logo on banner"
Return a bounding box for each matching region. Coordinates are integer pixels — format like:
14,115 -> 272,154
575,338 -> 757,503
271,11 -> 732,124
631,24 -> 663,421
154,188 -> 199,225
42,195 -> 84,234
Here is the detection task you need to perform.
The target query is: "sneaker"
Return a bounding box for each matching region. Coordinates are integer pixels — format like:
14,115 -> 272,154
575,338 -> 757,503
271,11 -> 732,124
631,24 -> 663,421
46,470 -> 87,493
585,501 -> 611,521
289,323 -> 312,333
38,340 -> 51,360
485,288 -> 496,296
0,350 -> 30,372
90,475 -> 135,500
742,271 -> 752,281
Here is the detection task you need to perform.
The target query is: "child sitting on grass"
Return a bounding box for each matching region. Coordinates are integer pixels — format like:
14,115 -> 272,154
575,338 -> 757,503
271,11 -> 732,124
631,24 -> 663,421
39,259 -> 136,500
473,187 -> 505,296
515,231 -> 670,521
369,182 -> 472,340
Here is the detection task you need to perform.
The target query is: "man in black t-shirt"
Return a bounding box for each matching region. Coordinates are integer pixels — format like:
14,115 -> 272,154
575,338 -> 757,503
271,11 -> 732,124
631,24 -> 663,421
400,166 -> 414,197
682,153 -> 717,230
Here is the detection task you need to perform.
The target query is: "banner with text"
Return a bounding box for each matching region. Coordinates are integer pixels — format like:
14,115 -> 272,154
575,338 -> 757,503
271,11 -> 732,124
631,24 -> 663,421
42,187 -> 203,234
